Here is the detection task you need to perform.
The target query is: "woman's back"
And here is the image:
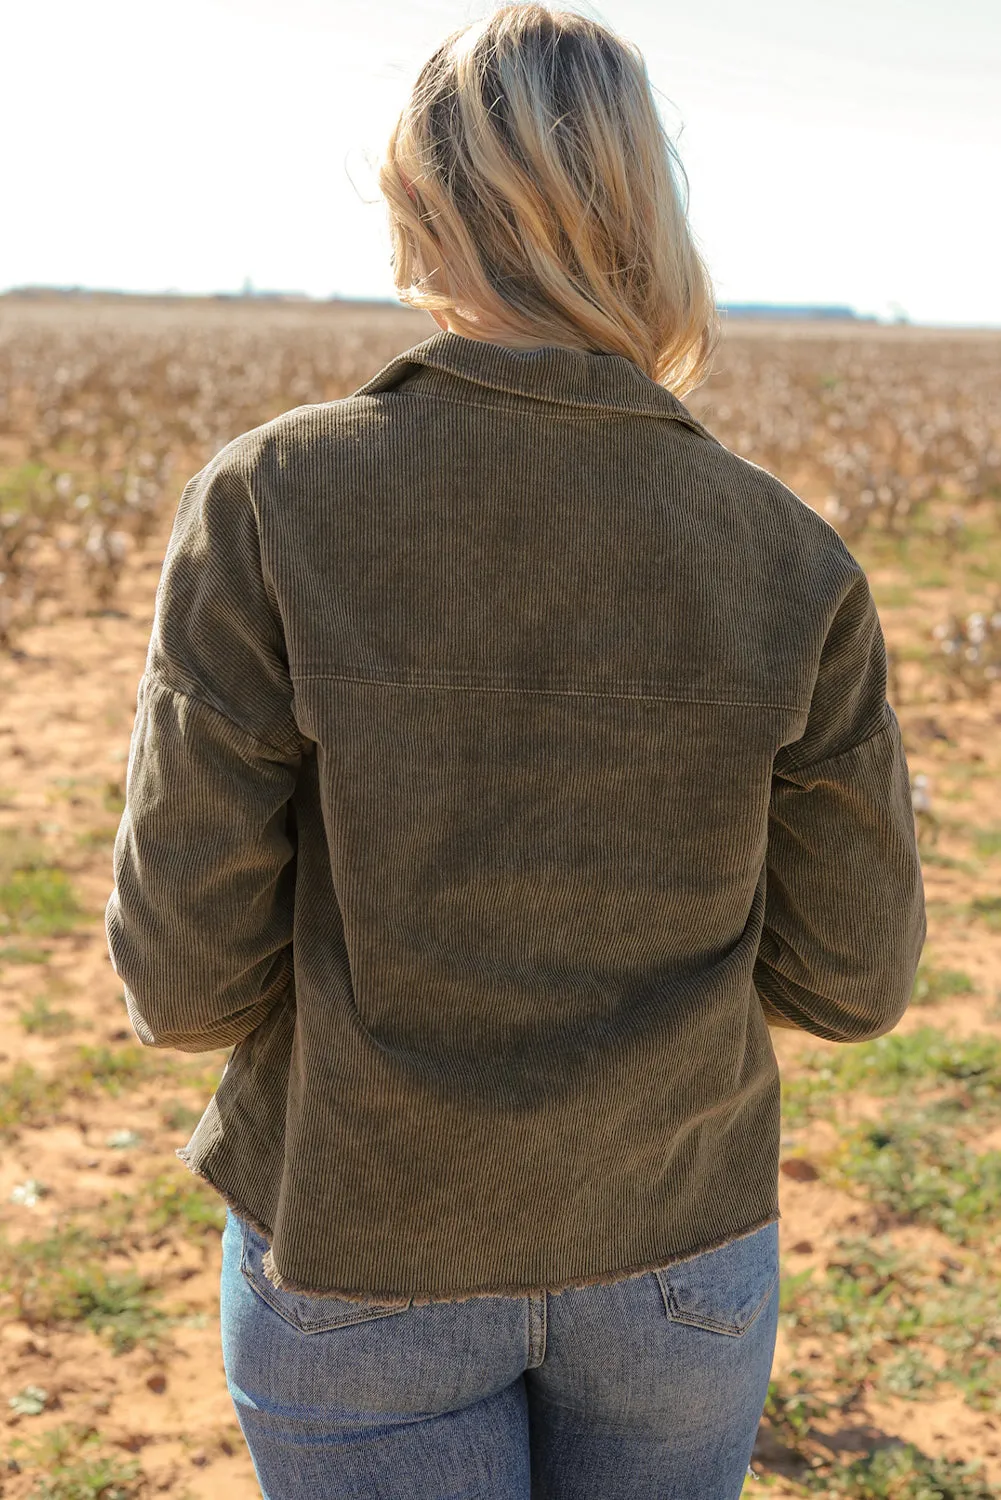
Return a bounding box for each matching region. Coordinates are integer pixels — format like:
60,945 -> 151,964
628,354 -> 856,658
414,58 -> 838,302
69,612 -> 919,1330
106,325 -> 925,1303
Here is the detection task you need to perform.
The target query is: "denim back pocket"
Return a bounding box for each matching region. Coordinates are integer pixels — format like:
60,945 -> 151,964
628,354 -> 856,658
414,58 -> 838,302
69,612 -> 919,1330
239,1219 -> 414,1334
654,1221 -> 779,1338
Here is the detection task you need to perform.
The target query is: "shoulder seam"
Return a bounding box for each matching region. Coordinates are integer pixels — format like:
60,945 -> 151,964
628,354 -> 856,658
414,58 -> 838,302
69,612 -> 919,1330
142,668 -> 301,761
778,700 -> 894,780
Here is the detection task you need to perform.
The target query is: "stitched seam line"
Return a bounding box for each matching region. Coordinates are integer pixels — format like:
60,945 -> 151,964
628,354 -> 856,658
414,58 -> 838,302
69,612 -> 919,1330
143,668 -> 300,760
354,387 -> 714,433
293,672 -> 801,711
780,701 -> 895,777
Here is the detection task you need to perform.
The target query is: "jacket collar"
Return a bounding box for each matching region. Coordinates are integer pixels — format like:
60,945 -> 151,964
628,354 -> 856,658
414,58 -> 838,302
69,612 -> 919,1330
350,328 -> 713,438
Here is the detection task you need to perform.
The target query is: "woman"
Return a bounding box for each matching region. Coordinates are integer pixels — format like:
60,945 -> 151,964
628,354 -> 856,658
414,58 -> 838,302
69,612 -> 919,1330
106,5 -> 926,1497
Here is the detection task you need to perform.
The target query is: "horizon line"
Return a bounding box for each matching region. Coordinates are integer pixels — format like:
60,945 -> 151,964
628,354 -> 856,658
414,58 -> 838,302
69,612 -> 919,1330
2,283 -> 999,332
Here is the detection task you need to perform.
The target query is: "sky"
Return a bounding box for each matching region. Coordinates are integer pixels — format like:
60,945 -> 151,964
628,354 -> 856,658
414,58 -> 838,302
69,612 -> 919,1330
4,0 -> 999,325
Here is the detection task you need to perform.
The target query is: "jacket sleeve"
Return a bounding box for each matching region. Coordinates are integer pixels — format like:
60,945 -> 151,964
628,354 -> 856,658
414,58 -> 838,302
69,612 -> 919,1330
105,437 -> 304,1052
753,564 -> 927,1042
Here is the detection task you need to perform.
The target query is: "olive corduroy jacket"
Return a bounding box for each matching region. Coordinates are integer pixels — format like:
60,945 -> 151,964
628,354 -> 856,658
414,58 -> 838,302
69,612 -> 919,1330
105,328 -> 927,1304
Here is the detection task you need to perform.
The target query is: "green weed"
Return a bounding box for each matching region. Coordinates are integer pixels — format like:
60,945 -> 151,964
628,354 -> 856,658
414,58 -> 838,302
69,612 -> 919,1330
779,1233 -> 1001,1413
0,1063 -> 66,1136
100,1169 -> 225,1241
18,994 -> 77,1036
161,1098 -> 205,1133
780,1025 -> 1000,1126
75,826 -> 118,851
940,760 -> 993,789
880,1346 -> 944,1399
779,1061 -> 841,1128
823,1027 -> 1001,1109
62,1266 -> 164,1354
918,850 -> 979,873
63,1044 -> 151,1096
0,943 -> 50,964
8,1423 -> 142,1499
973,828 -> 1001,858
141,1173 -> 225,1237
0,855 -> 80,939
816,1444 -> 995,1498
894,642 -> 936,663
45,777 -> 101,807
0,1045 -> 157,1135
914,569 -> 950,588
1,1226 -> 165,1354
762,1372 -> 833,1453
910,964 -> 976,1006
917,842 -> 982,874
969,896 -> 1001,932
761,1376 -> 996,1493
872,584 -> 914,609
828,1116 -> 1001,1246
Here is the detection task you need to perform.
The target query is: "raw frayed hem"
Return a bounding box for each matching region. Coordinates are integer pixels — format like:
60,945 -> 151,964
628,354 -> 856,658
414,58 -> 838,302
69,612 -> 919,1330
174,1146 -> 277,1246
175,1147 -> 781,1308
259,1213 -> 782,1308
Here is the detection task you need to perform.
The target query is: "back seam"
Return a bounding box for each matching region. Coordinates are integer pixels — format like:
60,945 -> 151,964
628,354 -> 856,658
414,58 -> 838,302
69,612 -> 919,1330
293,673 -> 802,711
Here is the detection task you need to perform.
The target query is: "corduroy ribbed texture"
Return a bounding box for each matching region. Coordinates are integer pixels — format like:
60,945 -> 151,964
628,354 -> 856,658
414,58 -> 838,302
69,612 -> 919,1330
105,329 -> 927,1303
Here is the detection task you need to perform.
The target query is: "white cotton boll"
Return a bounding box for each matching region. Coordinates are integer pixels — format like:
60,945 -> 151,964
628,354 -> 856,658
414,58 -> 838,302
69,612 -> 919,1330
911,774 -> 932,814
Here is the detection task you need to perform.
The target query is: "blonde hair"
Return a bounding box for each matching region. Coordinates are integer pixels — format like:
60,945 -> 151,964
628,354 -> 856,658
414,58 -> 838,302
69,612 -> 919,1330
379,3 -> 720,396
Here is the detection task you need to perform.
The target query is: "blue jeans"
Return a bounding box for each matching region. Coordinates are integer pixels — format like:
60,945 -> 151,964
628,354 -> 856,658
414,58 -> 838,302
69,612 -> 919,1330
220,1206 -> 779,1499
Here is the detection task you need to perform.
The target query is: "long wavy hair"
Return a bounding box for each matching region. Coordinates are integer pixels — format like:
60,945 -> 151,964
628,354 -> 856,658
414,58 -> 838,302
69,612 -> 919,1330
379,3 -> 720,396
